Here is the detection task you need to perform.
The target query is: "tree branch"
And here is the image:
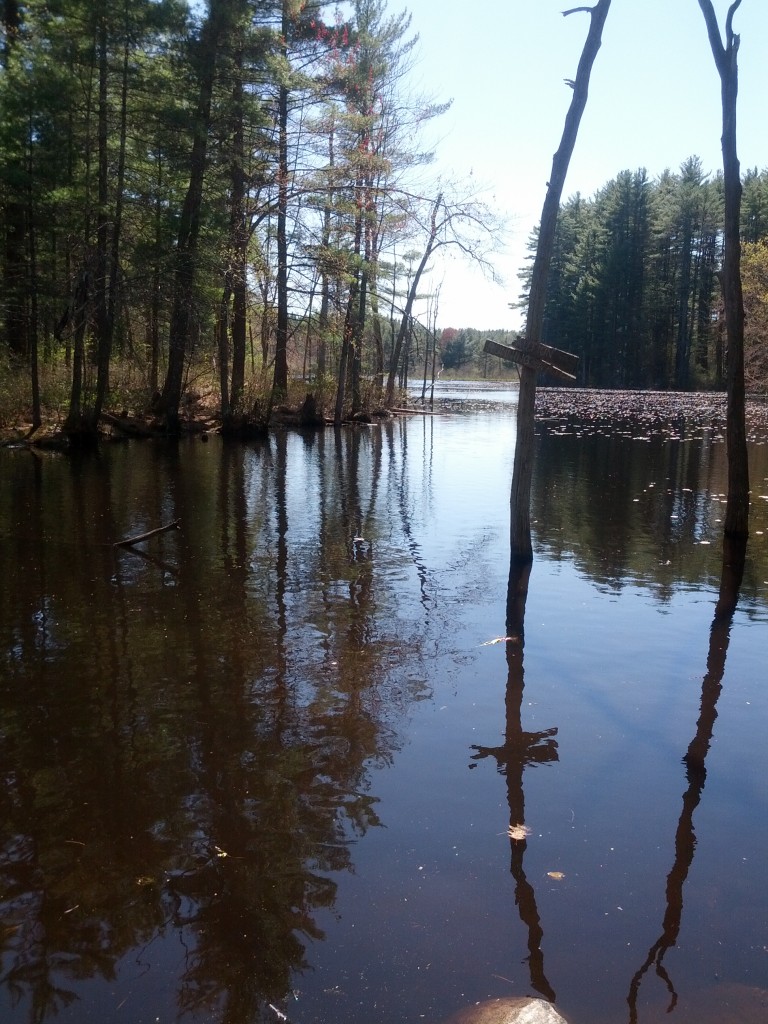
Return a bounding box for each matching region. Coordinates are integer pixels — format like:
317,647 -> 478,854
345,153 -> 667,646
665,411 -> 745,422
115,520 -> 180,548
562,7 -> 594,15
697,0 -> 726,68
725,0 -> 743,46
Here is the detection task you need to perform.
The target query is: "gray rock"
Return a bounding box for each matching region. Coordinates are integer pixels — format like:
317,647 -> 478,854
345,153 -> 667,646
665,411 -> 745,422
441,996 -> 568,1024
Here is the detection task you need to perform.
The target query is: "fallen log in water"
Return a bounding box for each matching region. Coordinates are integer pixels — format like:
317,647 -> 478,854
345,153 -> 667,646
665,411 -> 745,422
114,520 -> 180,548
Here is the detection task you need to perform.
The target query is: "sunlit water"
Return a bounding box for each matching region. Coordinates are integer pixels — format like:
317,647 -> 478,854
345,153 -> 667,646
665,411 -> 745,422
2,384 -> 767,1024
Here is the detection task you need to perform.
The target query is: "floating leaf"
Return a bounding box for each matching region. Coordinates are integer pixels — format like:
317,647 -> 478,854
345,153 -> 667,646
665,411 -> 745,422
547,871 -> 565,880
507,823 -> 531,841
481,636 -> 516,647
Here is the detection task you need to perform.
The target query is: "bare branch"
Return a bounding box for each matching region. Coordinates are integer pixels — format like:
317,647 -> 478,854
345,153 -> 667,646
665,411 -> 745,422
697,0 -> 726,67
562,7 -> 594,16
725,0 -> 743,45
115,520 -> 180,548
698,0 -> 741,74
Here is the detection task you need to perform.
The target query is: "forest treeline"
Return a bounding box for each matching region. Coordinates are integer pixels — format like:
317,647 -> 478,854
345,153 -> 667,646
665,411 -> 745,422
0,0 -> 501,437
3,2 -> 768,440
518,158 -> 768,392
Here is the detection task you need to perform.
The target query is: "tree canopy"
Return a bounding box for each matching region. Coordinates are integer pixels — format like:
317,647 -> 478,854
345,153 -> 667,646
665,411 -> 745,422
0,0 -> 500,435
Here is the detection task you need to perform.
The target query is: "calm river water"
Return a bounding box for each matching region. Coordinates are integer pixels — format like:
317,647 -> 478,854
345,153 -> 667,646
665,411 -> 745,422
2,384 -> 767,1024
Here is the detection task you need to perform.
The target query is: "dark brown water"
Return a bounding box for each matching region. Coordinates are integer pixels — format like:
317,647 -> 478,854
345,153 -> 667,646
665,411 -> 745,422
2,385 -> 767,1024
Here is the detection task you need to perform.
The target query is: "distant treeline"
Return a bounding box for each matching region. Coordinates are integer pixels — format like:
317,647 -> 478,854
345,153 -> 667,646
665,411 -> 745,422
516,158 -> 768,391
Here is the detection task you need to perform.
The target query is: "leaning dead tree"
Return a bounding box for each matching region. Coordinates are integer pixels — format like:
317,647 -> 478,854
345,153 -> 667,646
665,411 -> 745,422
697,0 -> 749,540
510,1 -> 612,565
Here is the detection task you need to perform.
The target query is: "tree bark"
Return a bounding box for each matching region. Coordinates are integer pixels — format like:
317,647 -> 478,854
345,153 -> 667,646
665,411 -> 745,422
93,3 -> 111,423
160,0 -> 229,431
351,264 -> 368,415
2,0 -> 26,357
226,45 -> 247,418
100,7 -> 130,413
272,1 -> 291,399
28,170 -> 41,429
217,281 -> 231,416
334,185 -> 364,425
697,0 -> 749,539
65,269 -> 91,431
316,122 -> 336,384
511,0 -> 612,565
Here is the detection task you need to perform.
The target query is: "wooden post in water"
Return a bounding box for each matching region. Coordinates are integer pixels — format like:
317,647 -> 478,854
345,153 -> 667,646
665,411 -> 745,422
484,334 -> 579,576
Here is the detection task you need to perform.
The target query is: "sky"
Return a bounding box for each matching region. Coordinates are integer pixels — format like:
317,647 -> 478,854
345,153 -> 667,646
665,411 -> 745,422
394,0 -> 768,331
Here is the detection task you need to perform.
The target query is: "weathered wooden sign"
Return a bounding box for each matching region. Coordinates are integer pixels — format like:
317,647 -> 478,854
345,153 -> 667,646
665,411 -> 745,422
483,338 -> 578,382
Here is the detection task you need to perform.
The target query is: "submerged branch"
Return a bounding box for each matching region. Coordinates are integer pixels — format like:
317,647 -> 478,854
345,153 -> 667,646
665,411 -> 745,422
115,520 -> 180,548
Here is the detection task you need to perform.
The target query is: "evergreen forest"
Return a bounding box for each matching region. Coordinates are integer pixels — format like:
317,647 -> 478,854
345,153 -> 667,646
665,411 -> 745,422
519,159 -> 768,392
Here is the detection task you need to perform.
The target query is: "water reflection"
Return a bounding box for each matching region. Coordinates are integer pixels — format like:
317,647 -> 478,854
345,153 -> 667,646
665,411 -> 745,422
627,536 -> 747,1022
1,402 -> 767,1024
0,431 -> 427,1023
471,561 -> 558,1004
533,425 -> 728,593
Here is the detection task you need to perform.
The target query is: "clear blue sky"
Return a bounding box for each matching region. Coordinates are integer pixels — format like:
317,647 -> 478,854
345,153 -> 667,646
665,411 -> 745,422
397,0 -> 768,331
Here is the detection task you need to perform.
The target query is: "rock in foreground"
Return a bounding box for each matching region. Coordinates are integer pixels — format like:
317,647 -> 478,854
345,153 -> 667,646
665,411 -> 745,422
441,996 -> 568,1024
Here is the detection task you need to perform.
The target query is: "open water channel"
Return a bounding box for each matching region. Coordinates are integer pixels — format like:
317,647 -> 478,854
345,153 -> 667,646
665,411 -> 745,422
1,382 -> 767,1024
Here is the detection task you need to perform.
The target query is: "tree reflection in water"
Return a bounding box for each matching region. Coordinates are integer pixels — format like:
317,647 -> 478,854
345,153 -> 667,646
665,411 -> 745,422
2,407 -> 766,1024
0,431 -> 426,1023
627,536 -> 747,1022
471,558 -> 559,1003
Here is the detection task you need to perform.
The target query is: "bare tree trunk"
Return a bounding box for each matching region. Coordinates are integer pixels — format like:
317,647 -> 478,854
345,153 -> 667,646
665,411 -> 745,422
160,0 -> 228,431
369,280 -> 385,397
148,154 -> 163,397
28,174 -> 41,430
366,208 -> 385,402
697,0 -> 749,539
66,270 -> 90,430
511,0 -> 612,565
429,285 -> 441,411
385,192 -> 442,406
2,0 -> 26,358
259,279 -> 270,367
218,282 -> 231,416
273,2 -> 290,399
228,47 -> 247,415
302,280 -> 316,381
93,5 -> 128,424
316,121 -> 335,384
351,265 -> 368,415
93,5 -> 111,424
334,184 -> 364,425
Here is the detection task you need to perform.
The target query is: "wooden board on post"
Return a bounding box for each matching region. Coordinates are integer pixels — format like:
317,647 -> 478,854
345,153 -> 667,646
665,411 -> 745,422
483,338 -> 578,382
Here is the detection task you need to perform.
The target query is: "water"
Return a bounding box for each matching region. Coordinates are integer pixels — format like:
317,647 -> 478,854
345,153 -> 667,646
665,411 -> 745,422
1,384 -> 767,1024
